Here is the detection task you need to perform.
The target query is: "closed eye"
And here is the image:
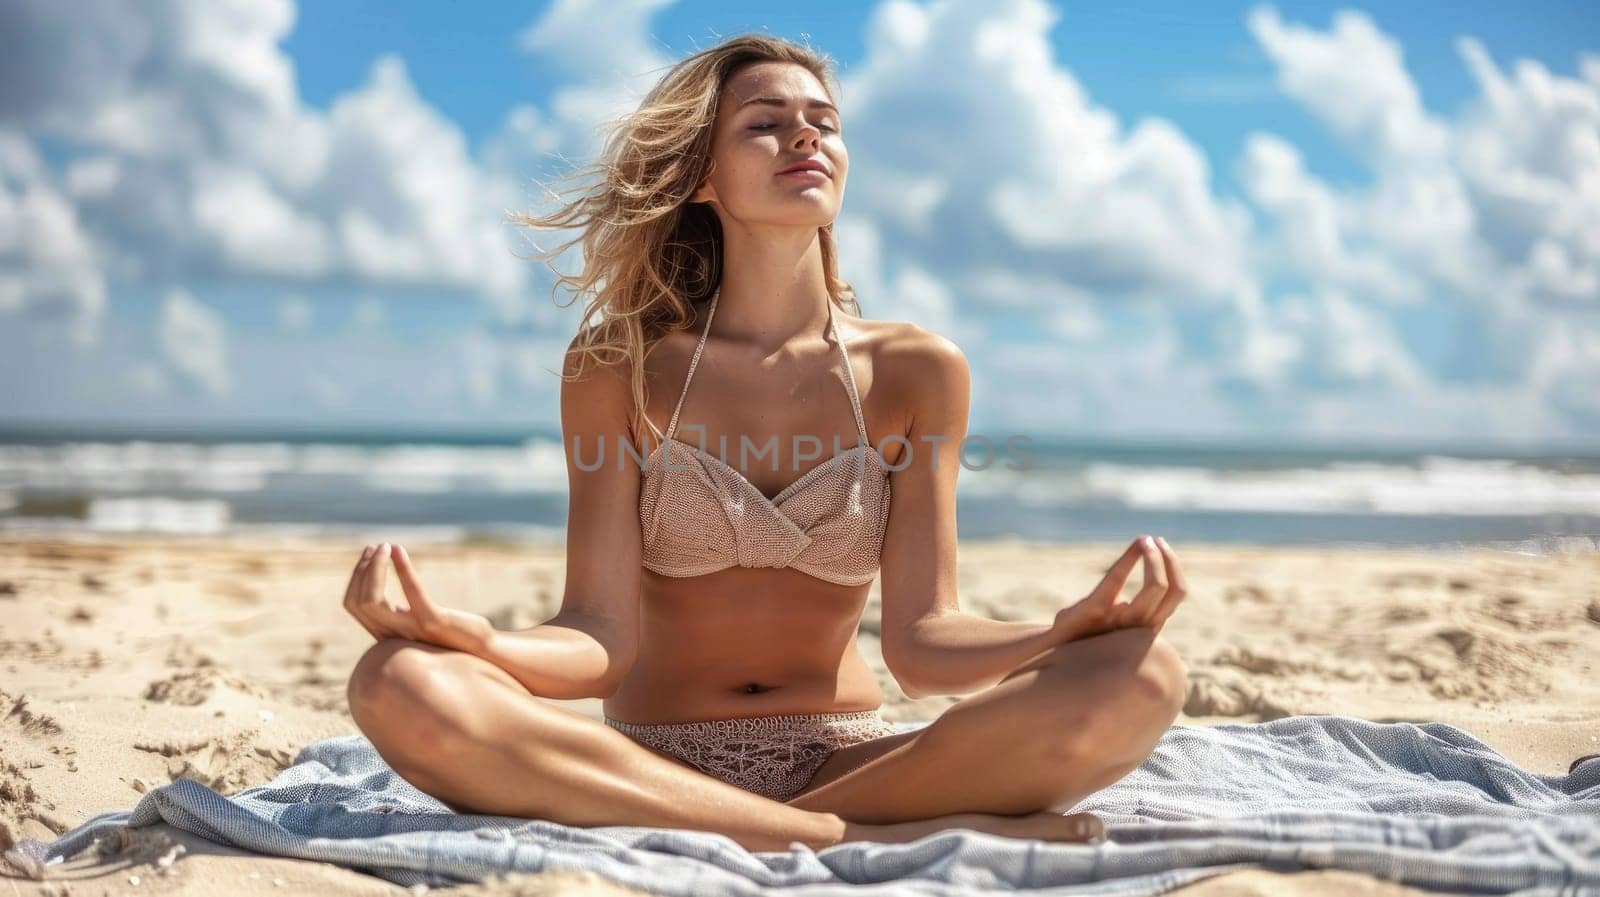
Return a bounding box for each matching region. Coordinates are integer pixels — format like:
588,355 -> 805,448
751,123 -> 838,133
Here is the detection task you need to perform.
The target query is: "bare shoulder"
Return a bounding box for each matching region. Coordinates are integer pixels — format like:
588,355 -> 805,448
837,314 -> 971,457
852,316 -> 970,410
841,311 -> 967,369
559,333 -> 636,440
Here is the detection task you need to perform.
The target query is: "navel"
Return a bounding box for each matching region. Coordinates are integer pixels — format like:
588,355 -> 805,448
737,682 -> 773,695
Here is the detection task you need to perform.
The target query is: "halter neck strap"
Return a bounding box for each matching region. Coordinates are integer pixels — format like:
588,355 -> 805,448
664,288 -> 870,447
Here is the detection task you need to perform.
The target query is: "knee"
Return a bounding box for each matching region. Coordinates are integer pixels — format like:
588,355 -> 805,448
1140,634 -> 1189,717
348,638 -> 431,709
1076,626 -> 1188,710
1050,631 -> 1187,765
347,639 -> 460,753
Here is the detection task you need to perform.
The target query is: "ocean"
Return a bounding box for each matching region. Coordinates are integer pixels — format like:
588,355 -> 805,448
1,425 -> 1596,554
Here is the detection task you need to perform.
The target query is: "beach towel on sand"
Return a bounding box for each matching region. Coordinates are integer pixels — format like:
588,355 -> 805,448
10,714 -> 1600,896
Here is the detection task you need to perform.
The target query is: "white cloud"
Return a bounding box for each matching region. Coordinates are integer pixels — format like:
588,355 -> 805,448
0,129 -> 107,345
1272,289 -> 1428,391
190,163 -> 332,278
839,0 -> 1256,309
321,56 -> 527,304
1237,132 -> 1425,303
1237,3 -> 1599,434
502,0 -> 683,186
160,287 -> 230,396
2,0 -> 1598,446
1,0 -> 541,340
1453,36 -> 1600,309
1246,5 -> 1450,166
518,0 -> 673,84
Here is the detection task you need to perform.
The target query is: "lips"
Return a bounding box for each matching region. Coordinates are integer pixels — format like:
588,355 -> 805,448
778,159 -> 831,177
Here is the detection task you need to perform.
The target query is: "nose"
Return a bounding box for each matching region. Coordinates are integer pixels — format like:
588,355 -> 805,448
791,119 -> 821,150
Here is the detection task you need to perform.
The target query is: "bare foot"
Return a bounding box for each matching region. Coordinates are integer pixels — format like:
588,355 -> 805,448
846,810 -> 1105,846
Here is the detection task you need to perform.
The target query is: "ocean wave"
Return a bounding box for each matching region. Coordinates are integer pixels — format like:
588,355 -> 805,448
960,455 -> 1600,516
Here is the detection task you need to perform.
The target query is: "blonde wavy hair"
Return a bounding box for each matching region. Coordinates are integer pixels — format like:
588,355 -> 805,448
511,34 -> 859,450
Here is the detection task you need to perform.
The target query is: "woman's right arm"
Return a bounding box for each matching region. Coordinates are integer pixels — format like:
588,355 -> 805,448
342,342 -> 645,701
494,341 -> 645,699
370,547 -> 636,701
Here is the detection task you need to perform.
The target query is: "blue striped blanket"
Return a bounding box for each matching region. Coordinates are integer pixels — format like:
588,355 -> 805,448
10,714 -> 1599,895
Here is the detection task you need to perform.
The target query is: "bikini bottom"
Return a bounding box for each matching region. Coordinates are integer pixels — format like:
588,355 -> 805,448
602,708 -> 900,802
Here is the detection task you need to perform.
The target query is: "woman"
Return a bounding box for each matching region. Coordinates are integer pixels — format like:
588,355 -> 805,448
341,34 -> 1190,853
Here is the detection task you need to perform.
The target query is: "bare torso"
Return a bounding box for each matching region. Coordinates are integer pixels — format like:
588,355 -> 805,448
602,304 -> 907,725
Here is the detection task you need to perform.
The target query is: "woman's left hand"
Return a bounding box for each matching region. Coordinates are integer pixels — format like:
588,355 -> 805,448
1050,534 -> 1188,642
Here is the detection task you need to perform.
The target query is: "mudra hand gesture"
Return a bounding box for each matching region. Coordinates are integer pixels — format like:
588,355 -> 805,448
342,543 -> 491,651
1051,535 -> 1188,642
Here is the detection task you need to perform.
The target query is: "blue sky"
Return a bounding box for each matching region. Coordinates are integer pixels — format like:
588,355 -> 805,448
2,0 -> 1597,449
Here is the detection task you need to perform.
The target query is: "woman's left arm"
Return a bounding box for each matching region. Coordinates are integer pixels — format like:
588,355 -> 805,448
876,328 -> 1061,700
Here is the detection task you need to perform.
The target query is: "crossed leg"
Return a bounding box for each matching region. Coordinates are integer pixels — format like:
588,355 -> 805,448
346,624 -> 1183,849
346,637 -> 860,851
782,625 -> 1188,823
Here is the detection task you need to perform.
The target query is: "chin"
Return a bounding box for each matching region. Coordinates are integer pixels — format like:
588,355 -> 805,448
772,196 -> 840,220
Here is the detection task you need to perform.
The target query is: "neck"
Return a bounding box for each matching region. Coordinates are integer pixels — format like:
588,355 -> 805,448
703,224 -> 833,354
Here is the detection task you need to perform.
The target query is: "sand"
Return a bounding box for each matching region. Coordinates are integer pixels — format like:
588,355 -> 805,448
1,533 -> 1596,896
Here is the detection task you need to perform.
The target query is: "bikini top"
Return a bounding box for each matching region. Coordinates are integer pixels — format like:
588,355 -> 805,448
637,288 -> 892,587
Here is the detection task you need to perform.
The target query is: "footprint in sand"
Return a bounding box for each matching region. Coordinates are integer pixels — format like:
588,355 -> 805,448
143,667 -> 269,706
1181,669 -> 1299,720
271,639 -> 349,712
0,760 -> 67,848
163,636 -> 220,670
1395,625 -> 1550,701
1,692 -> 63,737
134,732 -> 295,793
1222,584 -> 1272,604
1209,645 -> 1366,682
208,580 -> 263,604
1383,605 -> 1430,624
1377,572 -> 1440,589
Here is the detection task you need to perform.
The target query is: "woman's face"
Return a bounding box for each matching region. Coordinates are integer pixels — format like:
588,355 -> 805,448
691,61 -> 847,229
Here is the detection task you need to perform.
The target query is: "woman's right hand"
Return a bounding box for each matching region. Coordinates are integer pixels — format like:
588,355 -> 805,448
342,543 -> 491,651
1050,535 -> 1188,642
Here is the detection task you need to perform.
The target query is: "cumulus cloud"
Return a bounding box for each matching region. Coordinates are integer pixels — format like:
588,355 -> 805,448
0,0 -> 547,338
1454,37 -> 1600,309
1236,133 -> 1425,304
160,287 -> 230,396
839,0 -> 1256,310
1247,6 -> 1451,166
0,130 -> 107,345
1237,3 -> 1598,431
822,0 -> 1599,441
3,0 -> 1598,445
518,0 -> 674,85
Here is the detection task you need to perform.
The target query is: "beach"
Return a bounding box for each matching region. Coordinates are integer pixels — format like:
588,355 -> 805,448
1,532 -> 1596,896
